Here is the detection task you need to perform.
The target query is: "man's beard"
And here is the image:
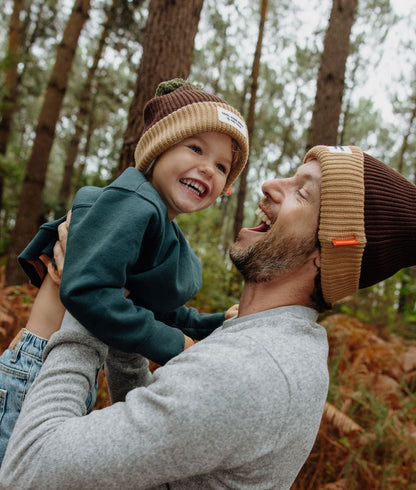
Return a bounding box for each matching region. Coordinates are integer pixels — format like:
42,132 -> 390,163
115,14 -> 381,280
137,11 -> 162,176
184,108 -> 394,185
229,229 -> 317,283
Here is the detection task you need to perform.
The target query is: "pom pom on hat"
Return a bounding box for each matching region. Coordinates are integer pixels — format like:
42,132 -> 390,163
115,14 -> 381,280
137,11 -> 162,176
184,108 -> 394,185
134,78 -> 249,193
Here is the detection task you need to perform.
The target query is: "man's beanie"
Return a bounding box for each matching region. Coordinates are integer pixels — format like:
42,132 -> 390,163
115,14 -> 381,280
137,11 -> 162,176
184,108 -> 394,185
304,145 -> 416,304
134,78 -> 249,192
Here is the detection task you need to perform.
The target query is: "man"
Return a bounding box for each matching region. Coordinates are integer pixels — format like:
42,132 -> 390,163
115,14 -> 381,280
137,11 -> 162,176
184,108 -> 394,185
1,145 -> 415,489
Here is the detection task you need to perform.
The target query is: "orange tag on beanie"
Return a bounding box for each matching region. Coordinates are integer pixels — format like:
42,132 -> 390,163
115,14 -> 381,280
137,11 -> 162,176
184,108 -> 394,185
332,238 -> 360,246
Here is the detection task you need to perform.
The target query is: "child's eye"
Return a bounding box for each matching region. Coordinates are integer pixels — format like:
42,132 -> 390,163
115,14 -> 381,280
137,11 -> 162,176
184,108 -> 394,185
216,163 -> 228,174
189,144 -> 202,155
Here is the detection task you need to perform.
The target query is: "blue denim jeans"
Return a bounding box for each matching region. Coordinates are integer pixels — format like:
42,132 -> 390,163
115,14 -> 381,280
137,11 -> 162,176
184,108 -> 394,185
0,328 -> 98,465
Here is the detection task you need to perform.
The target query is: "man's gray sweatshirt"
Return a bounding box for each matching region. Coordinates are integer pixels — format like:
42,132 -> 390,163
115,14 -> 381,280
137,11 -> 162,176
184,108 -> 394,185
0,306 -> 329,489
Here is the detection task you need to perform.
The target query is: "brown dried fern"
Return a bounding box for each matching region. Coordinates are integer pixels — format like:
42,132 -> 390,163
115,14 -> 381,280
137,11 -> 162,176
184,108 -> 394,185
323,401 -> 364,435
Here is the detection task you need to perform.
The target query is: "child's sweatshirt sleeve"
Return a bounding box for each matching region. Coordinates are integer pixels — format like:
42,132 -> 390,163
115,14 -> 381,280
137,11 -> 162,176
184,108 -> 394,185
18,216 -> 67,288
59,185 -> 188,366
155,306 -> 225,340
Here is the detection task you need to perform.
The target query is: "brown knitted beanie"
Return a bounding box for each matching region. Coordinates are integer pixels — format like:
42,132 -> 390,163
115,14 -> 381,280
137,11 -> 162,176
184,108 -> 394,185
304,145 -> 416,304
134,79 -> 249,193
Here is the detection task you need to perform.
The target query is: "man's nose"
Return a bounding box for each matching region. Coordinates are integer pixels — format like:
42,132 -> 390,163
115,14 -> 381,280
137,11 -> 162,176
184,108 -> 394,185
262,177 -> 287,201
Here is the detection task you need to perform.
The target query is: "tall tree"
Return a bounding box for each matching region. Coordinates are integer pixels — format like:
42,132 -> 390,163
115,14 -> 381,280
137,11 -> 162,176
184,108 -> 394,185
117,0 -> 205,174
5,0 -> 91,286
0,0 -> 24,215
306,0 -> 358,149
232,0 -> 268,240
397,91 -> 416,176
58,0 -> 119,210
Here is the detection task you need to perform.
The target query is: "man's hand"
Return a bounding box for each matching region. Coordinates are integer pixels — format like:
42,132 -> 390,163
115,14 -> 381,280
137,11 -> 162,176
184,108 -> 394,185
53,209 -> 71,276
183,334 -> 195,350
45,210 -> 71,284
225,304 -> 239,319
40,254 -> 61,285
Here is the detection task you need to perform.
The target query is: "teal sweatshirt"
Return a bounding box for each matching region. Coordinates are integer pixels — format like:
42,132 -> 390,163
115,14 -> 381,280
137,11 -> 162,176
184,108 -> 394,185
18,168 -> 224,364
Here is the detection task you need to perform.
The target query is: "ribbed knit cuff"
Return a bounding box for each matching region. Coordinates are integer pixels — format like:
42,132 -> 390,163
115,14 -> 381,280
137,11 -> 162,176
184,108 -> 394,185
304,146 -> 366,304
135,102 -> 248,192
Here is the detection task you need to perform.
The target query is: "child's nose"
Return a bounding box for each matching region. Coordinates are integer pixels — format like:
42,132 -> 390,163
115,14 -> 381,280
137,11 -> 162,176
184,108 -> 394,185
199,163 -> 215,177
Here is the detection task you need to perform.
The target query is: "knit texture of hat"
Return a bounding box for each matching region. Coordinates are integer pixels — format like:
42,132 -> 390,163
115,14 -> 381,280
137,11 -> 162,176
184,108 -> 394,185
134,78 -> 249,192
304,145 -> 366,304
304,145 -> 416,304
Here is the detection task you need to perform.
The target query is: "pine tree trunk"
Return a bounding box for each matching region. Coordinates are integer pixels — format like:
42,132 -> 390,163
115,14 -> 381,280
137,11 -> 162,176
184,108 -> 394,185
397,95 -> 416,175
306,0 -> 358,150
59,0 -> 118,211
0,0 -> 24,216
117,0 -> 204,174
233,0 -> 268,240
5,0 -> 91,286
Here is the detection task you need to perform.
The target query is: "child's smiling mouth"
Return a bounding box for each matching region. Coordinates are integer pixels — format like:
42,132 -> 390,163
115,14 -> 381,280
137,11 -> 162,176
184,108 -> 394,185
180,178 -> 208,197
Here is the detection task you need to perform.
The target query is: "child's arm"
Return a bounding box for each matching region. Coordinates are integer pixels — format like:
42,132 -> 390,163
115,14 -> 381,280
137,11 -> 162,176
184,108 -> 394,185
155,305 -> 225,341
18,216 -> 67,288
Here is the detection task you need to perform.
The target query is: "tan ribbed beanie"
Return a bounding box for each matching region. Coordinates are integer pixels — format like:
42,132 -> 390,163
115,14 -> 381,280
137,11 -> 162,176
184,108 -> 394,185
304,145 -> 416,304
134,79 -> 249,193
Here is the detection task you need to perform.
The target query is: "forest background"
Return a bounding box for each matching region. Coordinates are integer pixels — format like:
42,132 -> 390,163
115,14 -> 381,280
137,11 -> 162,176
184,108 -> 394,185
0,0 -> 416,488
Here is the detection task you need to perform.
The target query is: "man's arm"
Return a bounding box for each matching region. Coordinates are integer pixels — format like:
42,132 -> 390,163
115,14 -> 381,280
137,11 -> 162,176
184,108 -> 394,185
0,312 -> 285,489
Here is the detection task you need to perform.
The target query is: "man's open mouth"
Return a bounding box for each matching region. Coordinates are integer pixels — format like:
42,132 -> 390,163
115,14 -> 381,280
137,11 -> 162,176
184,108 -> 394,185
248,207 -> 272,232
180,178 -> 208,197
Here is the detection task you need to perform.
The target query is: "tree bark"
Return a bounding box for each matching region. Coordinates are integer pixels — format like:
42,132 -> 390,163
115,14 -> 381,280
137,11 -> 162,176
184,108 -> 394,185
306,0 -> 358,150
117,0 -> 204,174
0,0 -> 24,215
397,94 -> 416,176
5,0 -> 91,286
59,0 -> 119,211
233,0 -> 268,240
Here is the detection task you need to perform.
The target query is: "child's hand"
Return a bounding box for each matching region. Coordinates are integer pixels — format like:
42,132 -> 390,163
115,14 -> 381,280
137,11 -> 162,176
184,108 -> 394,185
225,304 -> 239,319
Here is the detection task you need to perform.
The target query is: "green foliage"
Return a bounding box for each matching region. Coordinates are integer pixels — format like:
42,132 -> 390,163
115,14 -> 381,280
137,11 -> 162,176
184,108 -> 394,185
177,203 -> 243,313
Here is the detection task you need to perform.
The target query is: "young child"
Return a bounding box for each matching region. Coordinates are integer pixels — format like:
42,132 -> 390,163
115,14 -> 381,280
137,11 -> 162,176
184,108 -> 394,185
0,78 -> 249,463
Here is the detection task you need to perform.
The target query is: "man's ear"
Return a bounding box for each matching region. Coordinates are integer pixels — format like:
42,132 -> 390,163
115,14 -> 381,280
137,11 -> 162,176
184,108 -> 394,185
311,248 -> 321,269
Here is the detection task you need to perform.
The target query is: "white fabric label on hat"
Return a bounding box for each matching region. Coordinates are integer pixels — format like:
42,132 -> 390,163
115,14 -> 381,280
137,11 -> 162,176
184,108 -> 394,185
217,107 -> 247,137
327,146 -> 352,154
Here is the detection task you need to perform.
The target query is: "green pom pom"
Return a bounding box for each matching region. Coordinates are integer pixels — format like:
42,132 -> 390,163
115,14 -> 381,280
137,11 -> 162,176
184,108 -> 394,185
155,78 -> 202,96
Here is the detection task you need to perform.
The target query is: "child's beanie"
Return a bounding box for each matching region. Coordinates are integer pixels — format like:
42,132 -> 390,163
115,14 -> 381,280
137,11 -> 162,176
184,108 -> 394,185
134,78 -> 249,192
303,145 -> 416,304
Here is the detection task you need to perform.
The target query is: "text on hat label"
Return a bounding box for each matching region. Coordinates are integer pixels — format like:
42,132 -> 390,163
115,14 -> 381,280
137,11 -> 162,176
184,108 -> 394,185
217,107 -> 247,137
327,146 -> 353,154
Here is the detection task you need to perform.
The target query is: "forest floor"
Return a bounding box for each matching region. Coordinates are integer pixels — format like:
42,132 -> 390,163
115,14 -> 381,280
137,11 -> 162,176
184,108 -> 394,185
1,267 -> 415,489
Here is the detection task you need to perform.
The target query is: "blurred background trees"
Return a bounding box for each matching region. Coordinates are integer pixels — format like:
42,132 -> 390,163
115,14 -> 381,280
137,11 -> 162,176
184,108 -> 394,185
1,0 -> 416,486
1,0 -> 415,325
